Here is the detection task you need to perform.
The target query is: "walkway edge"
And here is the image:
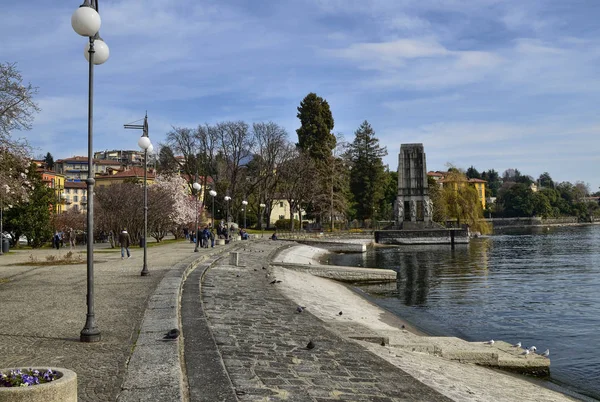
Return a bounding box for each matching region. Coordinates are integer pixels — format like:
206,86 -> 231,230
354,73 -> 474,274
116,245 -> 234,402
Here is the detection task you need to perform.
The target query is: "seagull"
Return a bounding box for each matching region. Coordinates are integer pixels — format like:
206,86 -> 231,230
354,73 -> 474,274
306,340 -> 315,350
513,342 -> 522,348
163,328 -> 180,340
528,346 -> 537,353
522,349 -> 530,356
541,349 -> 550,358
486,339 -> 495,345
296,306 -> 306,313
338,311 -> 343,316
269,279 -> 282,284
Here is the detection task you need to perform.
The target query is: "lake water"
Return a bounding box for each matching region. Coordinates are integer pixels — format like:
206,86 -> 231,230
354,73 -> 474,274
325,225 -> 600,401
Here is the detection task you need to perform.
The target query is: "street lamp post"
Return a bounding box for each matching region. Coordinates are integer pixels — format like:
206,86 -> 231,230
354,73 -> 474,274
224,195 -> 231,225
209,190 -> 217,229
125,114 -> 152,276
72,0 -> 110,343
193,182 -> 201,252
242,200 -> 248,229
260,203 -> 266,238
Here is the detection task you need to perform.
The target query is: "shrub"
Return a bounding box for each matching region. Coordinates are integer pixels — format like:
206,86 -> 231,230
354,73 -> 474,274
274,219 -> 300,230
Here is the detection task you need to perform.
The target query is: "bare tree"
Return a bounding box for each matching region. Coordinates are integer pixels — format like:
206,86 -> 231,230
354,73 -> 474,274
247,122 -> 292,228
195,123 -> 219,197
95,183 -> 144,244
214,121 -> 254,218
165,126 -> 200,191
0,62 -> 40,138
277,148 -> 316,231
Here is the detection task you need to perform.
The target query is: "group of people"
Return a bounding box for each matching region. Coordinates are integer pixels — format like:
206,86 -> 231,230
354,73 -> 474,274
197,226 -> 215,248
52,229 -> 76,249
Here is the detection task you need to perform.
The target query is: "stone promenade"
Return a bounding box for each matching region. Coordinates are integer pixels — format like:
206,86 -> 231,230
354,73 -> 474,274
0,239 -> 229,401
185,240 -> 451,402
0,238 -> 455,401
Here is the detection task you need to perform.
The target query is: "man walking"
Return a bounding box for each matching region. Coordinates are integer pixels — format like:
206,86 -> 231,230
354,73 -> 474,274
119,228 -> 131,259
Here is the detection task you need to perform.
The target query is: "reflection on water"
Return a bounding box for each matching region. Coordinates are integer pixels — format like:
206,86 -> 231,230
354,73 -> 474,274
325,226 -> 600,400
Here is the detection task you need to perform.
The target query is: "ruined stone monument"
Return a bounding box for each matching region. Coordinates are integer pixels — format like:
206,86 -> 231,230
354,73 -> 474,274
396,143 -> 433,228
374,143 -> 469,245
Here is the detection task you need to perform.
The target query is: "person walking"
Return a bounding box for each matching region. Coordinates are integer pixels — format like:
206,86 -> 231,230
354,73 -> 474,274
202,227 -> 210,248
53,231 -> 61,250
119,228 -> 131,259
210,227 -> 215,248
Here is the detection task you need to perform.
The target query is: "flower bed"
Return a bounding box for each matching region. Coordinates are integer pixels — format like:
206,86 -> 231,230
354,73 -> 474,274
0,367 -> 76,402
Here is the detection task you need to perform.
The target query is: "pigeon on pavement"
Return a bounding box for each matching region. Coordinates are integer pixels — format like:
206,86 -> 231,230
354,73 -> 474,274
163,328 -> 180,340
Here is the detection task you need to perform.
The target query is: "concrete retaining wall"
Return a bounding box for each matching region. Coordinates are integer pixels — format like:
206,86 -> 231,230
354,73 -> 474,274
374,229 -> 469,245
294,240 -> 369,253
274,262 -> 396,283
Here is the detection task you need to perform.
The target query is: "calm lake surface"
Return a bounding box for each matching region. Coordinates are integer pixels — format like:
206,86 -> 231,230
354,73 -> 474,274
325,225 -> 600,400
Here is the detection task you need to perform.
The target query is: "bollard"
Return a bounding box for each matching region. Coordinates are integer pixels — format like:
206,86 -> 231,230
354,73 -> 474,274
229,252 -> 239,266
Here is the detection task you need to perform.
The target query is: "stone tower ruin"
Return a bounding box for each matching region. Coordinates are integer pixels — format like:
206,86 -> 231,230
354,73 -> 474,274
396,143 -> 433,227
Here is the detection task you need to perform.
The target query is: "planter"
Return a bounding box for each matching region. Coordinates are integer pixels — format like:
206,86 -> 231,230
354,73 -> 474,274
0,368 -> 77,402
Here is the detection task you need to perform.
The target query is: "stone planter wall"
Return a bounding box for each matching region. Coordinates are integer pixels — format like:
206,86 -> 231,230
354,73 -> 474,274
0,368 -> 77,402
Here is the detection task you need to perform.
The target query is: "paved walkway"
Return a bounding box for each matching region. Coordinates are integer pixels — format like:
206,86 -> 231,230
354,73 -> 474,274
0,238 -> 454,401
184,240 -> 451,402
0,239 -> 231,401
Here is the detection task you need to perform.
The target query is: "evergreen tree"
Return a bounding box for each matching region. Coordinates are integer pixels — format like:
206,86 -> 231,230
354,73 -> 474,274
538,172 -> 554,189
347,121 -> 387,221
157,145 -> 180,174
466,165 -> 481,179
43,152 -> 54,170
296,92 -> 336,162
5,163 -> 54,247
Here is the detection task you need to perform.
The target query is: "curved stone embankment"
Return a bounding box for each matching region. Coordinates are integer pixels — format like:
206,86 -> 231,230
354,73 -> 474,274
272,243 -> 572,402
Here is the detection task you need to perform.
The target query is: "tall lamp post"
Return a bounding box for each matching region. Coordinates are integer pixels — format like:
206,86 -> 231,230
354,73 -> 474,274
260,203 -> 266,238
72,0 -> 110,343
125,114 -> 152,276
209,190 -> 217,229
193,182 -> 201,252
242,200 -> 248,229
224,195 -> 231,224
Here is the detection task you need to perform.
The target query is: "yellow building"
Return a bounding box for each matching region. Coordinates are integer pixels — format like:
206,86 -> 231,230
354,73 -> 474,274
41,171 -> 66,213
429,171 -> 487,210
468,178 -> 487,210
268,199 -> 304,226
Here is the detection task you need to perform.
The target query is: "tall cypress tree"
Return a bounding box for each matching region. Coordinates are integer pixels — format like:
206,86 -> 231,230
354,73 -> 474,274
348,120 -> 387,221
296,93 -> 336,161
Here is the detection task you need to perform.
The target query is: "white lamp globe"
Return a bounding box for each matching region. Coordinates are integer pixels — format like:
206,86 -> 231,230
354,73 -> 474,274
147,144 -> 154,154
71,6 -> 101,37
138,136 -> 151,150
242,200 -> 248,205
193,182 -> 201,191
209,190 -> 217,197
84,39 -> 110,65
224,196 -> 231,201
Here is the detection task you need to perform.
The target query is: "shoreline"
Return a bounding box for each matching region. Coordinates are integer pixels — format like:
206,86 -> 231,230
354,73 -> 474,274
274,244 -> 588,402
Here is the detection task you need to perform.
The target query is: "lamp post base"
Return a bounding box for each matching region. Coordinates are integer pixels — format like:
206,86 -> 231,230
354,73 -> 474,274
80,327 -> 101,343
140,266 -> 150,276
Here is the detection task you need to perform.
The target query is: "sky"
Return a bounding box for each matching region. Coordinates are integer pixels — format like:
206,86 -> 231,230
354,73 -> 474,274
2,0 -> 600,191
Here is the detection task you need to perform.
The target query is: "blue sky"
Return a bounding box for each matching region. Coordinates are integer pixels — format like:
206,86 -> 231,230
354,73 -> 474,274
2,0 -> 600,190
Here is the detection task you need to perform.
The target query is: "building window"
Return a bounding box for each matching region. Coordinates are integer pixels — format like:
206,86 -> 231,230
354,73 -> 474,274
279,215 -> 284,220
279,202 -> 283,207
74,196 -> 78,202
